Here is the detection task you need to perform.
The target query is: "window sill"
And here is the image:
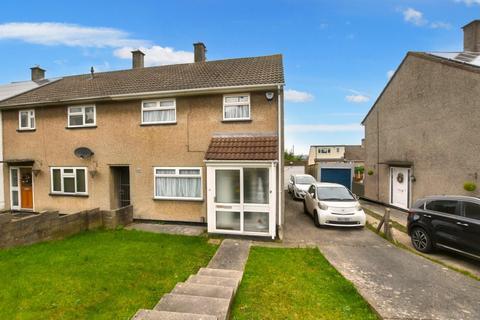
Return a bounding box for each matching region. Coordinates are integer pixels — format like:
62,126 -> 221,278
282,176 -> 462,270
221,119 -> 252,123
140,122 -> 177,127
49,193 -> 89,198
17,128 -> 36,132
65,126 -> 97,130
153,197 -> 204,202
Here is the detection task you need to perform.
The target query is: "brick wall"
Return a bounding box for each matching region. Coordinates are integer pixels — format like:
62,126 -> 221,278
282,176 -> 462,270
0,205 -> 133,249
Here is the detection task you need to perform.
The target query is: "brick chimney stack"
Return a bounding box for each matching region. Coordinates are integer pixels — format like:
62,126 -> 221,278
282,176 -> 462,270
132,50 -> 145,69
30,66 -> 45,81
463,20 -> 480,52
194,42 -> 207,62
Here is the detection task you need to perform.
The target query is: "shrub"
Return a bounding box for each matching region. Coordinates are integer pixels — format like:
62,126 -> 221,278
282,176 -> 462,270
464,182 -> 477,192
354,166 -> 365,174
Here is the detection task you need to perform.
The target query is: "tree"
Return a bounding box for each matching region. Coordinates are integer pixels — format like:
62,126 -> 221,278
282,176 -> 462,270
284,150 -> 303,162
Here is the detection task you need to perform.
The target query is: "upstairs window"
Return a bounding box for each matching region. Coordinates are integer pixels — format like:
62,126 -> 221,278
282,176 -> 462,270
51,167 -> 87,195
223,94 -> 250,121
68,105 -> 96,127
18,109 -> 35,130
142,99 -> 176,124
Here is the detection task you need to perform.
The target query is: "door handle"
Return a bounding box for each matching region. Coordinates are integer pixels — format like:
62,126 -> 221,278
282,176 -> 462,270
424,214 -> 432,218
456,222 -> 469,227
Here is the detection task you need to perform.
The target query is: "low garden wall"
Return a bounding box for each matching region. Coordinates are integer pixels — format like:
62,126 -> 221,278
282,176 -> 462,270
0,205 -> 133,249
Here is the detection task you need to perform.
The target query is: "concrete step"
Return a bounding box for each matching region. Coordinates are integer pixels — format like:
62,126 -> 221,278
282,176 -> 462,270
154,293 -> 230,320
131,309 -> 217,320
186,274 -> 239,290
197,268 -> 243,280
172,282 -> 234,300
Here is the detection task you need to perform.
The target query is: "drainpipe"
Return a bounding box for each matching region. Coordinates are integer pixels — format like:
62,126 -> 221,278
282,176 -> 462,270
277,85 -> 284,239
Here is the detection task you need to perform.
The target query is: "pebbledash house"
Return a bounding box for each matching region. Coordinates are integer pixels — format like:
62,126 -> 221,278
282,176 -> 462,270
0,43 -> 285,239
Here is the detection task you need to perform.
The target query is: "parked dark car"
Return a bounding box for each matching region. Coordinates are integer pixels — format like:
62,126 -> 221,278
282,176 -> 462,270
407,196 -> 480,260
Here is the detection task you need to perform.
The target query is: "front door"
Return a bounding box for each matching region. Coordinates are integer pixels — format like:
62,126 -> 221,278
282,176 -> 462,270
208,166 -> 274,237
390,167 -> 410,209
10,167 -> 33,211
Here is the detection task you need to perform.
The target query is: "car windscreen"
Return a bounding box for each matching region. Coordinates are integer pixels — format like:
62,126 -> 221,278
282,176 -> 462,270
317,187 -> 355,201
296,176 -> 315,184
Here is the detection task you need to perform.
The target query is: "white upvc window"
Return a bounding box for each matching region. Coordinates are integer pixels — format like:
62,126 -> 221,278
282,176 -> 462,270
154,167 -> 202,200
18,109 -> 35,130
223,94 -> 250,121
142,99 -> 176,124
50,167 -> 88,195
68,105 -> 96,127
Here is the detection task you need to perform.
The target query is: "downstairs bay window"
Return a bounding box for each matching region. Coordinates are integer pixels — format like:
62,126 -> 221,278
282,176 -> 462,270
154,167 -> 202,200
51,167 -> 88,195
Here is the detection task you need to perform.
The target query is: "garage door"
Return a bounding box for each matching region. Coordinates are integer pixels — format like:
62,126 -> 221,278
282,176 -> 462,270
320,168 -> 352,189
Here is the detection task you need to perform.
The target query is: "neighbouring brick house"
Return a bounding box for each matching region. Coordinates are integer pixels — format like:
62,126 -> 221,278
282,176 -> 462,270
0,43 -> 285,239
362,21 -> 480,209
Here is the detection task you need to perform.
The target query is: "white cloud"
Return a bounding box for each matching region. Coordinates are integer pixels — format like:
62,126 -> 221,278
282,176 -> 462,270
286,123 -> 363,133
387,70 -> 395,79
346,94 -> 370,103
403,8 -> 427,26
284,89 -> 314,103
0,22 -> 149,48
114,46 -> 193,66
455,0 -> 480,5
401,8 -> 451,29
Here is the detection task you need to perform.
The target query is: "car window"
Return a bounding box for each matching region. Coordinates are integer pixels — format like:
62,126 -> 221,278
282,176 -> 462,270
317,186 -> 355,201
296,176 -> 315,185
463,202 -> 480,220
425,200 -> 458,215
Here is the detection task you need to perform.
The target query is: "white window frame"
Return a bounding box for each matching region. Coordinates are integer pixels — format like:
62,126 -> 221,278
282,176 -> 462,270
18,109 -> 35,130
141,99 -> 177,125
67,105 -> 96,128
223,93 -> 251,121
153,167 -> 203,201
50,167 -> 88,195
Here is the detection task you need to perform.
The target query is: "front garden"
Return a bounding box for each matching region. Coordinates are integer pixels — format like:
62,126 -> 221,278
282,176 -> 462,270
0,230 -> 217,319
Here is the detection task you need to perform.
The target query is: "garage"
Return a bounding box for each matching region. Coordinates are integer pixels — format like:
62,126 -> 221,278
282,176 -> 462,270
320,168 -> 352,189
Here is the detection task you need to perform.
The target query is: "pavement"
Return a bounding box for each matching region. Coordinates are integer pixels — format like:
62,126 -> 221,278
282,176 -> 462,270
361,199 -> 480,279
126,222 -> 206,236
283,193 -> 480,320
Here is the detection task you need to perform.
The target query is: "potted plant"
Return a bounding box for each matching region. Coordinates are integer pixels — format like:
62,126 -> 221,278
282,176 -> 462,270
464,181 -> 477,192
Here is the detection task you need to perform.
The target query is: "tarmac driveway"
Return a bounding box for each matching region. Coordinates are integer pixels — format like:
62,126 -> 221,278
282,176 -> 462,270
283,193 -> 480,320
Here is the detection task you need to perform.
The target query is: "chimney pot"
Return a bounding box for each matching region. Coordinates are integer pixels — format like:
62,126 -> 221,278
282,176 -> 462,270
462,20 -> 480,52
194,42 -> 207,62
132,50 -> 145,69
30,65 -> 45,81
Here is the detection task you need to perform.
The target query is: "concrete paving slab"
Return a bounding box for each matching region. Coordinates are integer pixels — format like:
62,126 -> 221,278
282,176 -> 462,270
126,223 -> 206,236
155,294 -> 229,320
132,309 -> 217,320
283,193 -> 480,320
207,239 -> 250,271
172,282 -> 234,300
186,275 -> 238,290
197,268 -> 243,280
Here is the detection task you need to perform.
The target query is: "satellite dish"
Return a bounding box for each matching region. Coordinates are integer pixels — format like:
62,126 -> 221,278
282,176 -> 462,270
265,92 -> 274,101
74,147 -> 94,159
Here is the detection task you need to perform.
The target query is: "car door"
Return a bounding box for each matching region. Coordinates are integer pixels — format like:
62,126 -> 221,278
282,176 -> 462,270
305,185 -> 316,214
460,200 -> 480,257
425,200 -> 463,249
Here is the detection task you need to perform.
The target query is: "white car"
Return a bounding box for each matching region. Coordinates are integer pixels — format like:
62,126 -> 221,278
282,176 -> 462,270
303,182 -> 366,227
288,174 -> 316,200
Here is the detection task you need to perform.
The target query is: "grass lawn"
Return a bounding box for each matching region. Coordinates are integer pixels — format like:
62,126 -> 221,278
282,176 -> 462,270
0,229 -> 217,319
231,247 -> 378,320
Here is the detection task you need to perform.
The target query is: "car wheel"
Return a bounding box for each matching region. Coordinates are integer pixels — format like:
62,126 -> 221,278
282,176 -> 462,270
411,227 -> 433,253
313,211 -> 321,228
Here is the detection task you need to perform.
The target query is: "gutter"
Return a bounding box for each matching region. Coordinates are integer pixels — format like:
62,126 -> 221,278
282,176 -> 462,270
0,83 -> 285,110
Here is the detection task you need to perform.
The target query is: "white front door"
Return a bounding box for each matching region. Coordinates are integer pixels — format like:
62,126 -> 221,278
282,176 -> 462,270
390,167 -> 410,209
207,165 -> 275,238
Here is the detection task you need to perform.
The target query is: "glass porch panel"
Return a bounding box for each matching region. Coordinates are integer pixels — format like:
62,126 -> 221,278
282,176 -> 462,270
215,170 -> 240,203
12,190 -> 19,206
244,212 -> 269,233
216,211 -> 240,230
244,168 -> 269,204
11,169 -> 18,187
